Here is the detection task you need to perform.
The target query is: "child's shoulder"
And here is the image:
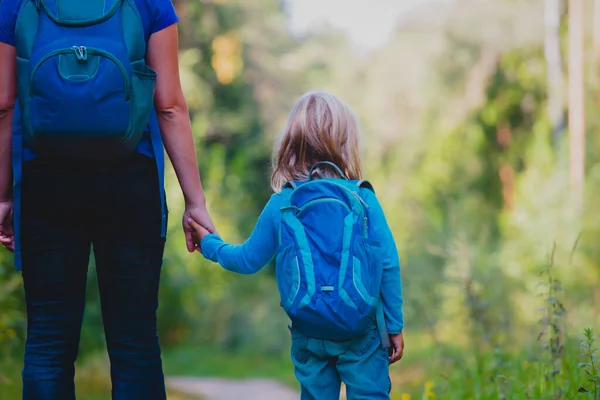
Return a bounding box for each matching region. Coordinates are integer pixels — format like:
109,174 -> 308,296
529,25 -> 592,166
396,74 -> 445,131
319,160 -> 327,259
263,191 -> 285,211
353,180 -> 389,219
269,191 -> 285,201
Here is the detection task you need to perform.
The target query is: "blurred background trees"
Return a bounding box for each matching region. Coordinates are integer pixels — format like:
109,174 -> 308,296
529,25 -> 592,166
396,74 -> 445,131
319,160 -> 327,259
2,0 -> 600,398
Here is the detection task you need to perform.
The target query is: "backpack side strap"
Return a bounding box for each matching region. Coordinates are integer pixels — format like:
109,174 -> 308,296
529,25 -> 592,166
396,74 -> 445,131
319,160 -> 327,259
356,179 -> 388,347
356,179 -> 375,193
376,300 -> 391,348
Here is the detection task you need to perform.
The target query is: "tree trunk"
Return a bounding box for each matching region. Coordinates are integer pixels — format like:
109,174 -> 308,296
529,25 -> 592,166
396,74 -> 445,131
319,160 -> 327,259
594,0 -> 600,68
545,0 -> 565,143
568,0 -> 585,205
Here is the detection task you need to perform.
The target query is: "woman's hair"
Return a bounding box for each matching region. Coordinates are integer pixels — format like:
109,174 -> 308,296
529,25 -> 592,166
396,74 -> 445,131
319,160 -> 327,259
271,91 -> 363,192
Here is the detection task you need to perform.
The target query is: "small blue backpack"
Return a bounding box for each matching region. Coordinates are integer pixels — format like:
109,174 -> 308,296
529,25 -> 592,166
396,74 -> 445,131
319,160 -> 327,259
14,0 -> 155,159
277,161 -> 389,345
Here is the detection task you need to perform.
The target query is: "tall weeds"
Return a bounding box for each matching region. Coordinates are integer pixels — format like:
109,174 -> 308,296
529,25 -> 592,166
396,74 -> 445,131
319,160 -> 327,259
579,328 -> 600,399
536,243 -> 566,399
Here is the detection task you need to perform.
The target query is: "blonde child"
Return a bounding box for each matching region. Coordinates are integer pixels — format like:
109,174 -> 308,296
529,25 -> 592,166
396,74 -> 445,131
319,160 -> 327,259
189,91 -> 404,399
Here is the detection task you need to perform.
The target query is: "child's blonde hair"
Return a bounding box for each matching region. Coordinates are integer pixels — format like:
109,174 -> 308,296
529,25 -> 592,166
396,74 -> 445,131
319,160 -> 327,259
271,91 -> 363,192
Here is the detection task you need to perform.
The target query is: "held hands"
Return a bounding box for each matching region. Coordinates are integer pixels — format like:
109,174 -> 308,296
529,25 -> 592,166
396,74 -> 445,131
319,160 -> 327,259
388,332 -> 404,364
0,200 -> 14,252
183,203 -> 216,253
187,217 -> 211,252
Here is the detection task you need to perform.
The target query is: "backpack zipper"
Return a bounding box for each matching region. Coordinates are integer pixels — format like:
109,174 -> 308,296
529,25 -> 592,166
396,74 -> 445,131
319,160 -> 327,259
297,180 -> 370,209
72,45 -> 87,61
30,46 -> 131,101
297,198 -> 350,215
350,189 -> 369,209
294,180 -> 370,235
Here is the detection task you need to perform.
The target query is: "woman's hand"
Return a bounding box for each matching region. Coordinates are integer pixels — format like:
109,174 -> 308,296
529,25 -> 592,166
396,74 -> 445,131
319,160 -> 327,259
0,200 -> 14,252
183,204 -> 215,252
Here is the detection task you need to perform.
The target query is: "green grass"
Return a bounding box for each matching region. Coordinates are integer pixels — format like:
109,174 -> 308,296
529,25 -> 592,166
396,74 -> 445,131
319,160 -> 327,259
2,327 -> 596,400
163,344 -> 299,389
160,341 -> 460,398
0,354 -> 201,400
161,342 -> 433,397
158,334 -> 596,399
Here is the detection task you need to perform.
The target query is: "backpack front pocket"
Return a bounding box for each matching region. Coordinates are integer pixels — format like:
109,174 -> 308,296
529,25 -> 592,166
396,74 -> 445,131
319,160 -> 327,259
347,236 -> 382,313
27,46 -> 131,142
275,244 -> 302,312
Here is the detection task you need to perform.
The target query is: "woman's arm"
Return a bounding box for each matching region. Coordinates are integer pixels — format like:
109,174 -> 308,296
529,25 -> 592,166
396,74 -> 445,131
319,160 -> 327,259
0,42 -> 15,201
196,195 -> 282,274
146,24 -> 215,252
0,42 -> 16,250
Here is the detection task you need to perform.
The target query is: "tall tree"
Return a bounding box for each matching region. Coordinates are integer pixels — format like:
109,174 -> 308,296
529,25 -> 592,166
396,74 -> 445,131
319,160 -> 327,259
594,0 -> 600,69
545,0 -> 565,143
568,0 -> 585,204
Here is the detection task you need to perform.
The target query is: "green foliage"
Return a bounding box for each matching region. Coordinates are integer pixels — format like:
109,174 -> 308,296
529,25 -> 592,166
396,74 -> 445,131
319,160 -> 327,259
579,328 -> 600,399
1,0 -> 600,398
536,244 -> 568,399
0,251 -> 25,391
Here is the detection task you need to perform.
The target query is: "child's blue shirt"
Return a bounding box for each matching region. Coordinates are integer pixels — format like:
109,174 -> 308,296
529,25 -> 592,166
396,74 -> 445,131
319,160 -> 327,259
200,185 -> 404,334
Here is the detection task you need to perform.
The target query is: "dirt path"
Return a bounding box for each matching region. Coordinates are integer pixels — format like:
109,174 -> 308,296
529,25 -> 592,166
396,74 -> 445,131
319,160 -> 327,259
167,377 -> 300,400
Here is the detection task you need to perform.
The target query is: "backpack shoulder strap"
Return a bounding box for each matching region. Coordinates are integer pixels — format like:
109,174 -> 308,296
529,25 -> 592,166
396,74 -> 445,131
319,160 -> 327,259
356,179 -> 375,193
121,0 -> 146,62
14,0 -> 40,59
277,186 -> 295,246
279,186 -> 295,204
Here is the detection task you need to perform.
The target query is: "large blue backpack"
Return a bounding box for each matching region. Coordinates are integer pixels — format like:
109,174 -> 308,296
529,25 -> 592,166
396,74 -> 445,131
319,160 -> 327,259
13,0 -> 155,159
277,162 -> 389,344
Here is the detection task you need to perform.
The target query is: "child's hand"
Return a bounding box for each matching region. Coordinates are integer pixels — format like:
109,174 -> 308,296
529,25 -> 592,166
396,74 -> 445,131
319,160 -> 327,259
388,333 -> 404,364
187,217 -> 212,251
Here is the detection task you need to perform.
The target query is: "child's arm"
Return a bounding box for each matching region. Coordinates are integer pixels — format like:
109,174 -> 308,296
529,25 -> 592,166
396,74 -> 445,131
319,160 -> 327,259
192,194 -> 282,275
364,191 -> 404,335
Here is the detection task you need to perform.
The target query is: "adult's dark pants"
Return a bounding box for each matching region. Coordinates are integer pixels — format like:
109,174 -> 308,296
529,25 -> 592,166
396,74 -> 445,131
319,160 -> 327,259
19,153 -> 167,400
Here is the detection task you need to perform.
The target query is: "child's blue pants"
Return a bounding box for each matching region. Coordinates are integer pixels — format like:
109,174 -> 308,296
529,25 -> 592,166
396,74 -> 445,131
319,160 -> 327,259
290,324 -> 392,400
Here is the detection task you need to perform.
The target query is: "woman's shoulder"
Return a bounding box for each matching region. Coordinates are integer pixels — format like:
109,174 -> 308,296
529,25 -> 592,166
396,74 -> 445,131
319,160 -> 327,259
0,0 -> 22,46
0,0 -> 178,45
134,0 -> 179,32
1,0 -> 22,11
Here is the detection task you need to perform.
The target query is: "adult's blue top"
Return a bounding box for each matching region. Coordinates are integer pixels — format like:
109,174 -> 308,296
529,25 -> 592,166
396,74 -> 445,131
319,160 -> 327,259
0,0 -> 179,270
200,186 -> 405,334
0,0 -> 180,160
